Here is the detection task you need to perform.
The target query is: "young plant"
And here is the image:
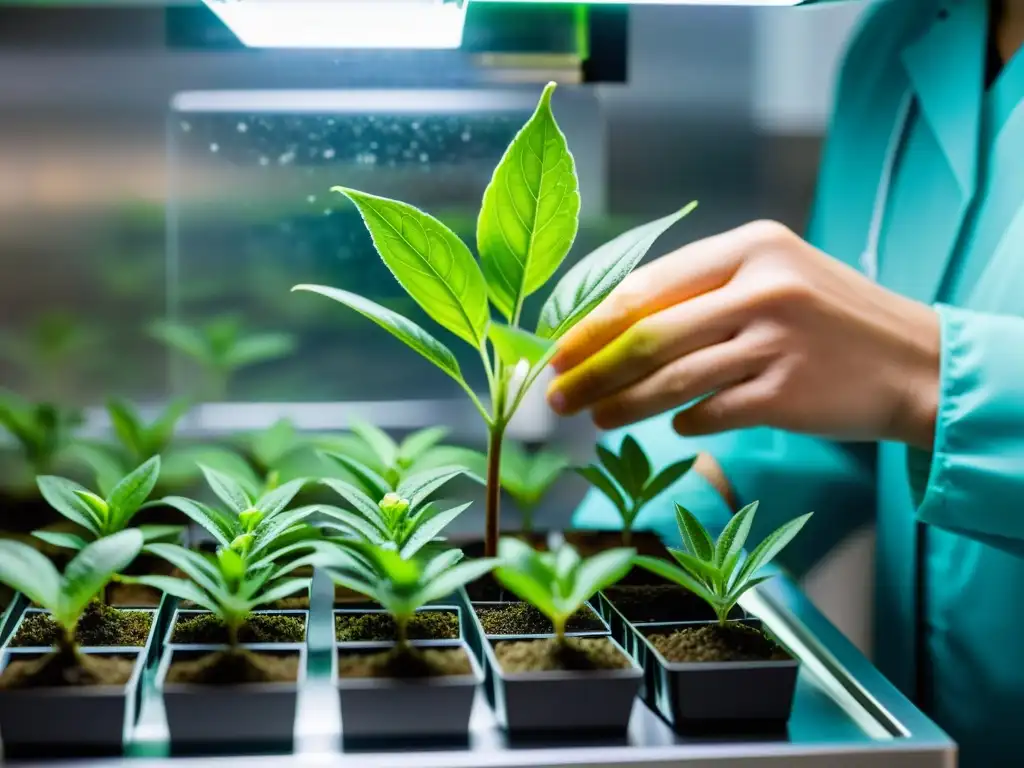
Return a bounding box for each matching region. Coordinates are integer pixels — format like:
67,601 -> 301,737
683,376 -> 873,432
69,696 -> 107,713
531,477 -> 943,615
494,538 -> 634,642
32,456 -> 181,552
0,391 -> 84,493
635,503 -> 813,625
293,82 -> 697,557
314,539 -> 497,647
333,421 -> 458,489
315,464 -> 472,559
0,529 -> 143,658
576,436 -> 697,546
149,315 -> 296,401
0,310 -> 101,403
132,542 -> 314,648
159,465 -> 317,561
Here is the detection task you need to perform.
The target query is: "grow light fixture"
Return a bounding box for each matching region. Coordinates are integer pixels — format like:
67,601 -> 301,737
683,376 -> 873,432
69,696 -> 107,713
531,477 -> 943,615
201,0 -> 470,50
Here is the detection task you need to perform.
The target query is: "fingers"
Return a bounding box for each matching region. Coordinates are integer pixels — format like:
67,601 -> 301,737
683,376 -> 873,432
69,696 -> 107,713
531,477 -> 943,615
546,288 -> 747,416
588,337 -> 764,430
671,376 -> 776,436
550,226 -> 757,374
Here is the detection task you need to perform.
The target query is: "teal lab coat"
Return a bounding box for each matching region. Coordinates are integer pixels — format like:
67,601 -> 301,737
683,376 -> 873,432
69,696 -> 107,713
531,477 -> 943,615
572,1 -> 1024,763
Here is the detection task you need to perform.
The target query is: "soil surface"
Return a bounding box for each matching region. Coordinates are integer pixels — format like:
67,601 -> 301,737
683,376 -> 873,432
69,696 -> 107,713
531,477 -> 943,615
649,624 -> 790,663
0,650 -> 134,689
459,532 -> 549,559
11,603 -> 152,648
267,597 -> 311,610
564,531 -> 666,558
337,646 -> 472,679
108,583 -> 162,608
475,603 -> 604,636
494,637 -> 632,673
336,611 -> 459,642
166,650 -> 299,684
603,584 -> 716,623
171,613 -> 306,644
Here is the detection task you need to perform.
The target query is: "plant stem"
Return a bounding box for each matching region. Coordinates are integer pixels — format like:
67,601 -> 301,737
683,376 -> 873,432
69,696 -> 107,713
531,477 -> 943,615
622,524 -> 632,547
485,425 -> 506,558
553,617 -> 566,646
228,620 -> 240,651
396,615 -> 409,649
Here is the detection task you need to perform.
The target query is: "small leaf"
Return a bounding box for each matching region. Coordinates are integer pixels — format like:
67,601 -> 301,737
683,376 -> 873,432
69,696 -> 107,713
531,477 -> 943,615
494,567 -> 558,622
633,555 -> 718,606
37,476 -> 102,535
397,426 -> 449,465
222,333 -> 295,370
58,529 -> 144,625
478,81 -> 580,319
397,465 -> 467,510
0,539 -> 63,610
596,444 -> 641,499
675,503 -> 714,562
574,465 -> 628,516
320,479 -> 388,529
318,505 -> 388,544
399,502 -> 471,559
106,398 -> 143,458
148,398 -> 192,452
148,320 -> 212,365
726,574 -> 774,607
331,187 -> 490,348
321,451 -> 392,499
418,558 -> 499,606
421,547 -> 464,583
200,464 -> 252,514
350,421 -> 398,471
733,512 -> 813,587
144,542 -> 223,595
73,490 -> 109,522
128,575 -> 218,613
250,506 -> 320,556
32,530 -> 89,551
109,456 -> 161,530
640,455 -> 696,505
255,477 -> 307,517
137,524 -> 185,544
714,501 -> 758,568
536,203 -> 697,339
253,578 -> 310,609
566,547 -> 634,611
160,496 -> 236,547
293,286 -> 467,387
488,324 -> 556,369
619,436 -> 651,497
667,547 -> 720,588
62,442 -> 125,498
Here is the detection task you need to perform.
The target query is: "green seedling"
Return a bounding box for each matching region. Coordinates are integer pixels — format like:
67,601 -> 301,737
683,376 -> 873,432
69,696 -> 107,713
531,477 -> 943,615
0,530 -> 143,658
316,464 -> 472,559
314,539 -> 497,647
106,397 -> 190,467
132,542 -> 314,648
494,538 -> 634,643
0,391 -> 84,493
576,436 -> 697,546
159,465 -> 318,561
149,314 -> 296,401
635,502 -> 813,625
32,456 -> 181,552
333,422 -> 459,489
293,82 -> 697,557
0,310 -> 101,403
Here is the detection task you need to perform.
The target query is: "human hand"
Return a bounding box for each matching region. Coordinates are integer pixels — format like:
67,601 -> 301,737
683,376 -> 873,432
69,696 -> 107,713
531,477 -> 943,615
546,221 -> 941,449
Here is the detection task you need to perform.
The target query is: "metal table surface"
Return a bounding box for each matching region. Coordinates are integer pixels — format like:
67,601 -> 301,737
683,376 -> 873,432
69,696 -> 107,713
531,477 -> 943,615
8,572 -> 956,768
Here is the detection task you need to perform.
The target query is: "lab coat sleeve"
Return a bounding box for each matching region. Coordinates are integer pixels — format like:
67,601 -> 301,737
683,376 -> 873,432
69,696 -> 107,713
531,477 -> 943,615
909,305 -> 1024,550
571,416 -> 877,577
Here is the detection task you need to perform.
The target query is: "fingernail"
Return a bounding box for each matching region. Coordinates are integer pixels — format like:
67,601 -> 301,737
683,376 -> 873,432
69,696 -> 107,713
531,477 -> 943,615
547,390 -> 567,414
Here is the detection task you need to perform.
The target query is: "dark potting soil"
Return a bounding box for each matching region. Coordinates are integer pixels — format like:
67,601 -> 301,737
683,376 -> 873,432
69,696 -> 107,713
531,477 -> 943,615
335,611 -> 459,642
475,602 -> 604,636
171,613 -> 305,644
649,624 -> 790,663
166,650 -> 299,685
336,646 -> 472,679
494,637 -> 631,673
0,650 -> 134,689
603,584 -> 715,623
108,583 -> 162,608
11,603 -> 152,648
563,531 -> 666,558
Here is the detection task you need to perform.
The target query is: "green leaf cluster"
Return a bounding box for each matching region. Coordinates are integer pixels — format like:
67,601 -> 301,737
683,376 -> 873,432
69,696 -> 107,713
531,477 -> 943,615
576,436 -> 696,544
0,390 -> 83,479
0,530 -> 143,644
494,538 -> 634,641
314,539 -> 497,645
331,421 -> 458,489
316,462 -> 471,560
33,456 -> 180,552
635,503 -> 813,625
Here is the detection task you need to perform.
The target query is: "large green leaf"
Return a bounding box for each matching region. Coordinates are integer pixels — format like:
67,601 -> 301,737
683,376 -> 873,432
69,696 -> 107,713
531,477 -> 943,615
160,496 -> 235,547
0,539 -> 62,611
675,504 -> 714,562
331,188 -> 489,348
536,203 -> 697,339
293,285 -> 467,388
477,82 -> 580,320
733,512 -> 813,588
109,456 -> 161,530
399,502 -> 470,559
574,465 -> 627,516
418,558 -> 499,606
633,555 -> 717,606
566,547 -> 634,610
200,464 -> 252,514
640,456 -> 696,506
350,421 -> 398,470
37,475 -> 102,535
255,477 -> 307,517
488,324 -> 556,369
714,501 -> 758,568
58,529 -> 144,625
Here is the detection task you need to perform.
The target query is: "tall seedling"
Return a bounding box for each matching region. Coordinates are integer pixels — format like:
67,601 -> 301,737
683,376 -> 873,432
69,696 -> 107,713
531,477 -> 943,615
294,82 -> 697,557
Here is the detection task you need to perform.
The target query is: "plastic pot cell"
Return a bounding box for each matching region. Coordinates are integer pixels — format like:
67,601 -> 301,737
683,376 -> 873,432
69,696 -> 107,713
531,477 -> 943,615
0,592 -> 29,647
335,639 -> 481,742
634,618 -> 799,731
486,635 -> 642,735
334,606 -> 463,644
157,645 -> 305,749
0,647 -> 144,756
165,609 -> 309,648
